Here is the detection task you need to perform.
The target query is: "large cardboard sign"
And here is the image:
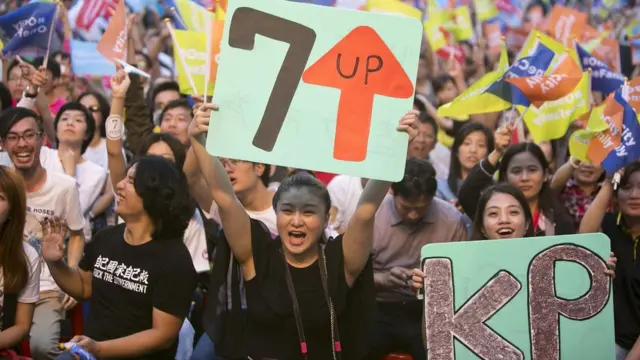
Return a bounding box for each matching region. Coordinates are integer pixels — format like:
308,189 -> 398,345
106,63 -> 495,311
206,0 -> 422,181
420,234 -> 614,360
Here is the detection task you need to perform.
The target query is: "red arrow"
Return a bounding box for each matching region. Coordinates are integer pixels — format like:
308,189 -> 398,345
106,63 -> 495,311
302,26 -> 414,162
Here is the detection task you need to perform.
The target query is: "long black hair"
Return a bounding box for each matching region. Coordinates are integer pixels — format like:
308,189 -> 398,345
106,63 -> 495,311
448,122 -> 494,195
471,183 -> 535,240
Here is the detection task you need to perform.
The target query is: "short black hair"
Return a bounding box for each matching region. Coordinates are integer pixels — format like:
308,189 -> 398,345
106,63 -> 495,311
137,132 -> 187,169
432,74 -> 455,95
77,91 -> 110,138
391,158 -> 438,199
148,80 -> 181,111
132,156 -> 195,239
134,50 -> 152,70
419,112 -> 438,138
0,107 -> 44,140
0,83 -> 13,112
52,51 -> 70,62
32,56 -> 61,79
53,102 -> 96,154
158,99 -> 192,125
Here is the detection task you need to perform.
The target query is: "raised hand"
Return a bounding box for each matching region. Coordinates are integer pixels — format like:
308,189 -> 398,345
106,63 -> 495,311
397,110 -> 420,144
110,67 -> 131,98
31,66 -> 48,88
40,217 -> 68,263
189,103 -> 218,138
494,123 -> 513,156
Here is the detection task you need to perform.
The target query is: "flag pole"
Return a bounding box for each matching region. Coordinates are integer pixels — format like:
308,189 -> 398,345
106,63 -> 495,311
43,1 -> 62,68
165,19 -> 199,97
203,6 -> 215,102
170,7 -> 188,30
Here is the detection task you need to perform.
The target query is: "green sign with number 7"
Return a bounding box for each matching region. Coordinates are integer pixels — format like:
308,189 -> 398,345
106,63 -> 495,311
205,0 -> 422,182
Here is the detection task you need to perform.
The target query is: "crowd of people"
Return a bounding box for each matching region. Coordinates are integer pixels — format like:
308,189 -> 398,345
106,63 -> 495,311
0,0 -> 638,360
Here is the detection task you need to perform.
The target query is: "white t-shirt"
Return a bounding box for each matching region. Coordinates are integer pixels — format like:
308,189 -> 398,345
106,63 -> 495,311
83,138 -> 109,170
430,143 -> 451,180
24,172 -> 86,292
117,210 -> 210,273
0,243 -> 41,328
0,149 -> 97,241
327,175 -> 364,232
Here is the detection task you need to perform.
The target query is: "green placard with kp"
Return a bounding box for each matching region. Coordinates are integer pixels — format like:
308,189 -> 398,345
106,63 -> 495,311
206,0 -> 422,181
420,234 -> 614,360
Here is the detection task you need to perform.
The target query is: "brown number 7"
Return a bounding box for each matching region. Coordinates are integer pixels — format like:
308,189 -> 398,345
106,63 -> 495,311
228,7 -> 317,152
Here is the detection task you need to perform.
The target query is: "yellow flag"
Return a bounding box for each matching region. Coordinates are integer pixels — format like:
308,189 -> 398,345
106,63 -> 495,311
424,19 -> 446,51
451,7 -> 473,41
366,0 -> 422,20
474,0 -> 499,21
523,72 -> 591,142
518,30 -> 580,72
438,46 -> 511,117
173,30 -> 215,96
215,6 -> 226,21
569,129 -> 593,162
176,0 -> 212,32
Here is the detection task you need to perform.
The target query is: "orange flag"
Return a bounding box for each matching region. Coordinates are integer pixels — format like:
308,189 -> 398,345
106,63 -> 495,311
586,93 -> 624,164
592,38 -> 622,74
545,6 -> 587,45
207,20 -> 224,84
97,0 -> 127,62
505,54 -> 582,108
628,77 -> 640,114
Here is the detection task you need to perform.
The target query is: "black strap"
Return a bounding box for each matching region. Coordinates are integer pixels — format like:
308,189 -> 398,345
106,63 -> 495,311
281,243 -> 342,360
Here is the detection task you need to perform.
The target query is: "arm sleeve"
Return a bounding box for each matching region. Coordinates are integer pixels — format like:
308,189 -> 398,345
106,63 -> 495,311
151,246 -> 198,320
458,159 -> 497,220
451,217 -> 469,242
123,73 -> 154,154
78,227 -> 109,271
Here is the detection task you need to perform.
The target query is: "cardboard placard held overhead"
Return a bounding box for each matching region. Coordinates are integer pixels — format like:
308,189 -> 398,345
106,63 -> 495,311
206,0 -> 422,181
420,234 -> 614,360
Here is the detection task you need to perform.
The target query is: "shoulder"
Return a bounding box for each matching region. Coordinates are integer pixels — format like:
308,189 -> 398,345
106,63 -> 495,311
79,160 -> 108,179
47,171 -> 77,189
92,224 -> 125,245
22,242 -> 39,264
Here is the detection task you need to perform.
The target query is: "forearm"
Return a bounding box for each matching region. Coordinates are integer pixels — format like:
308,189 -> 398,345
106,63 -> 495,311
67,233 -> 85,267
356,180 -> 391,219
91,191 -> 114,217
628,338 -> 640,360
46,260 -> 87,299
35,91 -> 55,141
97,329 -> 175,359
0,324 -> 29,349
190,137 -> 236,205
107,97 -> 127,186
579,183 -> 613,234
550,161 -> 575,191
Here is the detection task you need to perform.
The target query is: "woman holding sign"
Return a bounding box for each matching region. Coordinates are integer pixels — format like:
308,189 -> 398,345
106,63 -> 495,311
189,103 -> 418,360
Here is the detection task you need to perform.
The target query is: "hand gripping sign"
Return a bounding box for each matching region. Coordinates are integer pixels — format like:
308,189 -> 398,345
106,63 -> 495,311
205,0 -> 422,182
421,233 -> 614,360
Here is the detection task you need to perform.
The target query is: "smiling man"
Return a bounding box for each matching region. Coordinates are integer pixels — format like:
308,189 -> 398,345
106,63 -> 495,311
0,107 -> 86,360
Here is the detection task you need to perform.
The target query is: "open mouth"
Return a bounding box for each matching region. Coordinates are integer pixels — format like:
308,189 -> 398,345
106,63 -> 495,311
496,228 -> 515,238
13,152 -> 32,163
288,231 -> 307,245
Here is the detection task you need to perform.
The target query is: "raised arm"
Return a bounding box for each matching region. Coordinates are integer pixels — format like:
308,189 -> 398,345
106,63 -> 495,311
579,177 -> 613,234
106,69 -> 130,188
342,111 -> 419,286
188,105 -> 254,277
550,157 -> 579,191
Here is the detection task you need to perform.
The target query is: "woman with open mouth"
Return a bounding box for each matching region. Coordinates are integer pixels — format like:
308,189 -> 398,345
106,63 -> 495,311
189,103 -> 419,360
457,123 -> 575,237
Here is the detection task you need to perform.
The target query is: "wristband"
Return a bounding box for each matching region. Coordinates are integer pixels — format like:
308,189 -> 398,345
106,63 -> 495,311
105,115 -> 125,141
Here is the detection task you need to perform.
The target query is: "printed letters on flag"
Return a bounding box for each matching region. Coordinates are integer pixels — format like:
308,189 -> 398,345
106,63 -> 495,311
76,0 -> 111,31
577,44 -> 624,95
97,0 -> 127,62
600,89 -> 640,173
0,2 -> 58,58
485,43 -> 555,107
586,93 -> 624,165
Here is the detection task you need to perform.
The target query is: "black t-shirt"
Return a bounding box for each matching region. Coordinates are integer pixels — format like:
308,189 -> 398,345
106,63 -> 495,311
79,224 -> 198,360
217,222 -> 375,360
601,213 -> 640,350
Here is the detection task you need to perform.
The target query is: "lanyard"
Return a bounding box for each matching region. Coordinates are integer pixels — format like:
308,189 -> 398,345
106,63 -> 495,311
282,243 -> 342,360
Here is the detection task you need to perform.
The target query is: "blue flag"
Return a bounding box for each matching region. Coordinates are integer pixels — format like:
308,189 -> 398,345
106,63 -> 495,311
486,43 -> 555,107
601,88 -> 640,173
576,44 -> 625,95
0,2 -> 58,58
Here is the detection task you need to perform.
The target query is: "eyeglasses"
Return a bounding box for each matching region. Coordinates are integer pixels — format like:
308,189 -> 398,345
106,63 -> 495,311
219,158 -> 248,169
5,131 -> 42,144
86,105 -> 100,112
